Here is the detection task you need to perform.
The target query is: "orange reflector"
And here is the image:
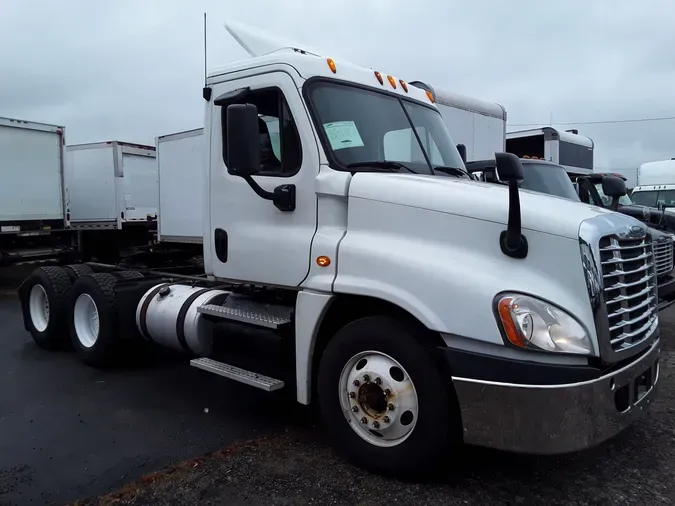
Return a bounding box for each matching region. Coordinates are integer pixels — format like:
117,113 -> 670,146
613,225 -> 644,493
327,58 -> 337,73
374,71 -> 384,85
425,90 -> 435,103
399,80 -> 408,92
497,297 -> 528,348
387,75 -> 397,88
316,256 -> 331,267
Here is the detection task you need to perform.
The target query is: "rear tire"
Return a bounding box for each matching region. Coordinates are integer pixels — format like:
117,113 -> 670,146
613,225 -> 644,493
21,266 -> 73,350
63,263 -> 94,282
317,315 -> 457,478
69,273 -> 120,366
112,270 -> 144,280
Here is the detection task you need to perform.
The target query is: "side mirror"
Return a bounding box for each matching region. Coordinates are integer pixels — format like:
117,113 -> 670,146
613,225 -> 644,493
456,144 -> 467,164
601,176 -> 627,198
226,103 -> 260,177
223,103 -> 296,212
495,152 -> 527,259
495,152 -> 524,182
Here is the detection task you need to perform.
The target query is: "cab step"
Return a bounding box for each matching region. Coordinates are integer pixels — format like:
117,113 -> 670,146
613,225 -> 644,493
197,303 -> 291,329
190,357 -> 285,392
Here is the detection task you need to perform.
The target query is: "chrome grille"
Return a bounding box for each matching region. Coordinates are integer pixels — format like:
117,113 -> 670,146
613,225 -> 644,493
599,235 -> 658,351
652,237 -> 674,277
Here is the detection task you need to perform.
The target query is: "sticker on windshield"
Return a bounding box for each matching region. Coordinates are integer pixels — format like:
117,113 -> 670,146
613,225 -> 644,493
323,121 -> 364,151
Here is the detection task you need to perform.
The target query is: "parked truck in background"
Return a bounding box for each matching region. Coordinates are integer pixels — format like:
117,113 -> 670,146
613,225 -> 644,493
410,81 -> 506,162
0,117 -> 72,266
632,159 -> 675,210
65,141 -> 159,263
506,127 -> 594,175
17,21 -> 661,478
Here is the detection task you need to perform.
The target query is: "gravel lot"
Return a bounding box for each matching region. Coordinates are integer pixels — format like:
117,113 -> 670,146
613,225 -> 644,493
2,267 -> 675,506
79,311 -> 675,506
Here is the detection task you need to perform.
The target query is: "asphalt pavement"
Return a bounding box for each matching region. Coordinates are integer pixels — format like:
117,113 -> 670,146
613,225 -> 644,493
0,297 -> 293,506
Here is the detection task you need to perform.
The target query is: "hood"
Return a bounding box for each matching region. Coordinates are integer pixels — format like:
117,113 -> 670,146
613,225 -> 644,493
348,173 -> 620,239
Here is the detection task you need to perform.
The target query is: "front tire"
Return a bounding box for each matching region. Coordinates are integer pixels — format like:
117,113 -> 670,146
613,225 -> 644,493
69,273 -> 119,366
317,315 -> 457,477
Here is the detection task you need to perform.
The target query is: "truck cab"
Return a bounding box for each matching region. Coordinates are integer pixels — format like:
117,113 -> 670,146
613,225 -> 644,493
19,21 -> 662,478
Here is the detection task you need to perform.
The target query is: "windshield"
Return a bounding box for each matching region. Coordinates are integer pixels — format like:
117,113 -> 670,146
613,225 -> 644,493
306,81 -> 466,175
632,189 -> 675,208
593,182 -> 633,207
519,162 -> 581,201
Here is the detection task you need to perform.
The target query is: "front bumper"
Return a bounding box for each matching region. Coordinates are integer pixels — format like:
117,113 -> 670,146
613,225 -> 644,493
447,340 -> 660,454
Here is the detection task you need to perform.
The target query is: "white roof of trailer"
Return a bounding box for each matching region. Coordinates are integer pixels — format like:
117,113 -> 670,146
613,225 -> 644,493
507,127 -> 594,148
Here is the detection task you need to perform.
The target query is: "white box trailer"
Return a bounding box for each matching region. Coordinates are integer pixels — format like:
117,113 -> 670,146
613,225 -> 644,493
0,117 -> 67,228
65,141 -> 158,229
410,81 -> 507,162
0,116 -> 70,265
156,129 -> 204,244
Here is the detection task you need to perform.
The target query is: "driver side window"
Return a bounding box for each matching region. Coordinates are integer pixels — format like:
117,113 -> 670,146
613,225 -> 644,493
220,87 -> 302,177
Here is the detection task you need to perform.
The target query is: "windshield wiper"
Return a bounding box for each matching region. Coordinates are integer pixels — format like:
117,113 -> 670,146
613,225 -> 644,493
346,160 -> 417,174
433,166 -> 469,178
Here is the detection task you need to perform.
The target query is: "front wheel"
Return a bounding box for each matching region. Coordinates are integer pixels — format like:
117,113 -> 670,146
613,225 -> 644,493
317,315 -> 459,477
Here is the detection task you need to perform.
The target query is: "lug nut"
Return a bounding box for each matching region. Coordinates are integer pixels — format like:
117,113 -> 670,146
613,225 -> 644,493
374,377 -> 382,385
353,380 -> 360,387
352,406 -> 359,412
372,421 -> 380,429
384,388 -> 391,396
387,403 -> 395,411
363,374 -> 370,382
349,391 -> 356,398
360,417 -> 368,424
383,416 -> 390,423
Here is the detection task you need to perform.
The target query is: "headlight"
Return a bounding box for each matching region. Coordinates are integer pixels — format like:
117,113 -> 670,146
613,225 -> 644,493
495,293 -> 592,355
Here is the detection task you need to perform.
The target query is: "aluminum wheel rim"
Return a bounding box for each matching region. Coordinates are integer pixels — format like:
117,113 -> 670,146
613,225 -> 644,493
339,350 -> 419,448
29,284 -> 50,332
73,294 -> 100,348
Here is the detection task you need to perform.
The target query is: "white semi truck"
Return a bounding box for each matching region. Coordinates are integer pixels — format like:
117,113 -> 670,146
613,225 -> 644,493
506,127 -> 594,175
18,22 -> 660,477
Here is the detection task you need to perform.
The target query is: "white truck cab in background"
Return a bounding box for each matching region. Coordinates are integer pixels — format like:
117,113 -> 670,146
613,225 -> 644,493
19,21 -> 661,478
506,127 -> 594,175
633,159 -> 675,210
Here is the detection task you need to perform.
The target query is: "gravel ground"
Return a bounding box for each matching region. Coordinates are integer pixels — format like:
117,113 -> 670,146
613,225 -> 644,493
74,309 -> 675,506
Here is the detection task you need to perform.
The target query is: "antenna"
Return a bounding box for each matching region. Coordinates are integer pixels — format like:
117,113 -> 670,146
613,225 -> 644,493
203,12 -> 208,87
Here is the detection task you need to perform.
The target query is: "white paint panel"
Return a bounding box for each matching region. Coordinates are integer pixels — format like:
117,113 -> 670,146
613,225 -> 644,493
0,124 -> 64,221
65,146 -> 117,222
157,129 -> 204,241
119,150 -> 158,222
436,103 -> 505,162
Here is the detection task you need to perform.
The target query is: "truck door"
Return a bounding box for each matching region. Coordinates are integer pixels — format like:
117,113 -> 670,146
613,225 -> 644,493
207,70 -> 319,287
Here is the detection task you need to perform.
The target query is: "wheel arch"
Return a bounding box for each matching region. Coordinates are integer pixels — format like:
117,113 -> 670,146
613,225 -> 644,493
295,292 -> 448,405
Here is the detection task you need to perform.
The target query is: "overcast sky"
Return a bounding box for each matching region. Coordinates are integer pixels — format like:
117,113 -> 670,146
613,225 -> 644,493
1,0 -> 673,172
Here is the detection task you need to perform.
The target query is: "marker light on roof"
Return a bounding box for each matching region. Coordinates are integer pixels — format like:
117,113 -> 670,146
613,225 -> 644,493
374,71 -> 384,85
425,90 -> 435,103
327,58 -> 337,73
399,80 -> 408,92
387,75 -> 397,88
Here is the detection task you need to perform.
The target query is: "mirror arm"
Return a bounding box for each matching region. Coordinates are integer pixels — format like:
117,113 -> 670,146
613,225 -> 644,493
500,180 -> 528,258
243,175 -> 275,200
242,176 -> 296,212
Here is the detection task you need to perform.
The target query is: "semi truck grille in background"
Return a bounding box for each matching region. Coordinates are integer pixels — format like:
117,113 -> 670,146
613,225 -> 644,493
599,235 -> 658,351
652,237 -> 674,277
